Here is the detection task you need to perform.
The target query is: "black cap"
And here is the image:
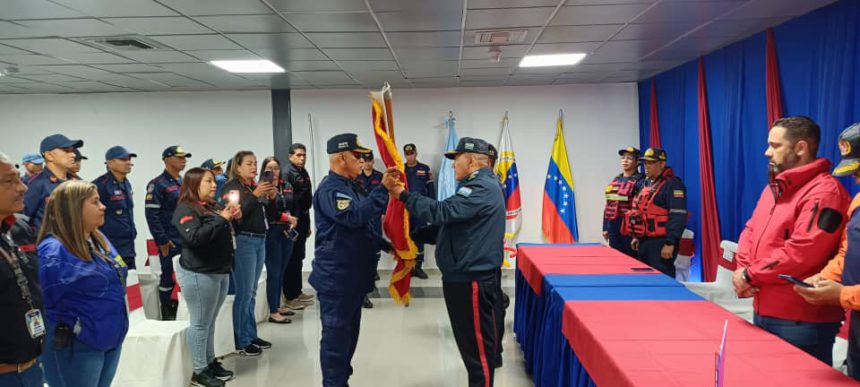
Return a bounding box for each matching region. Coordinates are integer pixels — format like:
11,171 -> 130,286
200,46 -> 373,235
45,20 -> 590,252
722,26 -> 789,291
326,133 -> 371,154
641,148 -> 667,162
361,150 -> 375,160
834,123 -> 860,176
73,148 -> 87,161
618,147 -> 641,158
40,134 -> 83,154
488,144 -> 498,161
105,146 -> 137,161
201,159 -> 225,170
162,145 -> 191,159
444,137 -> 496,159
403,143 -> 416,154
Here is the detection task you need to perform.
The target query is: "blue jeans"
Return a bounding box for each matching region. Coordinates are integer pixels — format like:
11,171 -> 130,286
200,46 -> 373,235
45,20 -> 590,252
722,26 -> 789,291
266,224 -> 295,313
42,321 -> 122,387
232,232 -> 266,348
176,264 -> 229,373
0,363 -> 43,387
754,313 -> 840,365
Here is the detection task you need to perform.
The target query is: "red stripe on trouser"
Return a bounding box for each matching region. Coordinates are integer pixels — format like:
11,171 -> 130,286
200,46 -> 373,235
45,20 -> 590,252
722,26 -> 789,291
472,281 -> 491,387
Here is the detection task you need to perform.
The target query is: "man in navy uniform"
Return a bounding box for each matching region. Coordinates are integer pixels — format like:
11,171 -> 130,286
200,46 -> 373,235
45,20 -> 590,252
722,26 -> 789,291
311,134 -> 388,387
20,153 -> 44,185
201,158 -> 227,201
70,149 -> 87,180
145,145 -> 190,320
624,148 -> 688,277
356,151 -> 385,309
94,146 -> 138,270
602,147 -> 644,258
403,143 -> 434,279
23,134 -> 83,230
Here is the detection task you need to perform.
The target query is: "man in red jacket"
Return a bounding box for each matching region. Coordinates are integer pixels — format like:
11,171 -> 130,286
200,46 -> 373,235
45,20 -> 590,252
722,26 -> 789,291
734,116 -> 850,365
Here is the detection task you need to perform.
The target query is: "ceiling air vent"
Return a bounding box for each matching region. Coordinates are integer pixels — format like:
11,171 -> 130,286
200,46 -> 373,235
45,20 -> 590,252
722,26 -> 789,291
81,36 -> 167,51
473,30 -> 528,45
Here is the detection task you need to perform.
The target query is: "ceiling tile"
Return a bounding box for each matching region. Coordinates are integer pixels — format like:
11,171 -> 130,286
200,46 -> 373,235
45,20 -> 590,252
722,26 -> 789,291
644,36 -> 731,61
150,34 -> 242,50
13,18 -> 126,37
269,0 -> 368,12
50,51 -> 134,64
0,38 -> 101,53
280,60 -> 341,71
93,63 -> 165,72
368,0 -> 461,12
183,49 -> 261,61
395,47 -> 460,62
324,48 -> 393,61
194,15 -> 296,33
538,25 -> 622,43
0,21 -> 46,39
402,62 -> 459,78
118,50 -> 198,63
2,0 -> 85,19
718,0 -> 837,20
468,0 -> 560,8
614,22 -> 700,41
0,54 -> 71,65
466,8 -> 555,30
528,42 -> 601,55
462,45 -> 529,60
104,17 -> 213,35
154,0 -> 274,16
349,70 -> 405,83
101,75 -> 175,90
564,62 -> 631,73
374,0 -> 464,32
0,43 -> 30,55
292,71 -> 355,85
409,77 -> 458,87
255,48 -> 329,61
385,31 -> 462,47
462,28 -> 540,47
51,0 -> 177,17
686,17 -> 789,39
18,73 -> 86,82
460,58 -> 519,68
37,65 -> 127,79
12,83 -> 76,92
633,1 -> 745,24
460,67 -> 512,76
125,72 -> 212,87
304,32 -> 387,48
56,81 -> 134,92
584,39 -> 662,62
282,12 -> 379,32
338,60 -> 399,71
551,4 -> 651,26
226,33 -> 314,49
6,66 -> 53,75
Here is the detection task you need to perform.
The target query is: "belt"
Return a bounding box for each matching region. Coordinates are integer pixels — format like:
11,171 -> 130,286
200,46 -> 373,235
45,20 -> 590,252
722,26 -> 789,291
0,358 -> 37,374
238,232 -> 266,238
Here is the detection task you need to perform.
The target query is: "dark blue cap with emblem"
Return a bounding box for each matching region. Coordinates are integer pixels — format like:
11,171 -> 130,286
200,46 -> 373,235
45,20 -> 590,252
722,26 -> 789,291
105,146 -> 137,161
833,123 -> 860,176
326,133 -> 371,154
201,159 -> 225,170
73,148 -> 87,161
641,148 -> 667,162
618,147 -> 641,158
22,153 -> 44,165
445,137 -> 496,159
162,145 -> 191,159
40,134 -> 83,154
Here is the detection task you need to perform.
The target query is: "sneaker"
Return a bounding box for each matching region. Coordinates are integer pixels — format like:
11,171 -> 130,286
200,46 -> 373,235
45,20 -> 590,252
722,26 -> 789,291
283,298 -> 306,310
191,370 -> 225,387
239,344 -> 262,356
297,292 -> 315,302
362,296 -> 374,309
207,360 -> 234,381
252,338 -> 272,349
412,266 -> 429,279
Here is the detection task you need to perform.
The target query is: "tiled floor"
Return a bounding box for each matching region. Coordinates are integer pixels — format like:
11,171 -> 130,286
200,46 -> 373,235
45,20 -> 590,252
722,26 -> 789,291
222,270 -> 532,387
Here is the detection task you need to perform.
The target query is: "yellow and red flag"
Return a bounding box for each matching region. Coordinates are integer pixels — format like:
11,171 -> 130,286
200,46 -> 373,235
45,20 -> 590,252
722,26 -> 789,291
369,83 -> 418,306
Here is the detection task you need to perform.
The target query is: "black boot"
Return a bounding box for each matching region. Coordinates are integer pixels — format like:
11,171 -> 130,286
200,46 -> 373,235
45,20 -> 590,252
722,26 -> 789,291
160,300 -> 177,321
412,264 -> 428,279
362,295 -> 374,309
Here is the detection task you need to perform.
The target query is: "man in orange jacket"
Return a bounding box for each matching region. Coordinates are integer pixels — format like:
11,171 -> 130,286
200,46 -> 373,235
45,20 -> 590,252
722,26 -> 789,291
795,122 -> 860,379
733,116 -> 850,365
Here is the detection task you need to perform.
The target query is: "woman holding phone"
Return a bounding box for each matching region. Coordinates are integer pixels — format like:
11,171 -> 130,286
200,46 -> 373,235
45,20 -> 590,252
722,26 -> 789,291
223,151 -> 276,356
172,168 -> 241,387
260,157 -> 299,324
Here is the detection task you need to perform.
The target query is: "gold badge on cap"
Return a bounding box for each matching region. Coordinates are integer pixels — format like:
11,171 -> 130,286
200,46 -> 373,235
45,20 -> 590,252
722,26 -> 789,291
645,149 -> 654,157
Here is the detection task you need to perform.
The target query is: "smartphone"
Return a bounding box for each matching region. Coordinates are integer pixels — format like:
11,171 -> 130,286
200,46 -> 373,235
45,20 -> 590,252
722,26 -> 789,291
285,228 -> 299,241
262,170 -> 274,183
227,190 -> 240,205
778,274 -> 813,288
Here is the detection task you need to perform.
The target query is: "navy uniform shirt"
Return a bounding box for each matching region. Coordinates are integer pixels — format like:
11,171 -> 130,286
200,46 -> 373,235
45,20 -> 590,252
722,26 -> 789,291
94,172 -> 137,259
641,167 -> 688,244
144,170 -> 183,250
401,167 -> 505,282
404,162 -> 434,199
355,169 -> 383,191
309,171 -> 387,295
23,168 -> 70,230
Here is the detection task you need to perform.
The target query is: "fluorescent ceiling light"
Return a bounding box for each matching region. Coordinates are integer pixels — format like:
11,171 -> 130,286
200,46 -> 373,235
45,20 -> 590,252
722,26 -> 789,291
519,53 -> 586,68
209,60 -> 285,73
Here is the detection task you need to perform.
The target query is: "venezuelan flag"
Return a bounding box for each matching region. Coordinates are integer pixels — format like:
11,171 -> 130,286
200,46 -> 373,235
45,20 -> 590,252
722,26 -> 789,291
496,113 -> 522,264
541,112 -> 579,243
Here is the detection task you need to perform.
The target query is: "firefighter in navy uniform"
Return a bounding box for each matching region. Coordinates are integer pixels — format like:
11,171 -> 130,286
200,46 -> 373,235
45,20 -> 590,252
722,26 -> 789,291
623,148 -> 688,277
94,146 -> 138,270
403,143 -> 434,279
602,147 -> 644,258
145,145 -> 190,320
23,134 -> 83,230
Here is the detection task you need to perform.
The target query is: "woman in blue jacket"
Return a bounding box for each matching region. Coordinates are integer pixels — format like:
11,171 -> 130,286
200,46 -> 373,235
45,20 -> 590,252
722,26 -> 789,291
37,180 -> 128,387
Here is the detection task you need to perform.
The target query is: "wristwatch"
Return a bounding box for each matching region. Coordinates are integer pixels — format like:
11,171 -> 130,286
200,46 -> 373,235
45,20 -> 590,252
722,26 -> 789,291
742,268 -> 752,283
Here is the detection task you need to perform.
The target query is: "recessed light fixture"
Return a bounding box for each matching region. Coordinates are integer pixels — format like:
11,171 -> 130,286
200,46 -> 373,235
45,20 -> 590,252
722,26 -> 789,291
209,60 -> 285,73
519,53 -> 586,68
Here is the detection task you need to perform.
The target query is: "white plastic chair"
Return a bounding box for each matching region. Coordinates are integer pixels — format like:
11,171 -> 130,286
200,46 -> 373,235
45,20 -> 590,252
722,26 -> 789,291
674,229 -> 695,282
683,240 -> 753,321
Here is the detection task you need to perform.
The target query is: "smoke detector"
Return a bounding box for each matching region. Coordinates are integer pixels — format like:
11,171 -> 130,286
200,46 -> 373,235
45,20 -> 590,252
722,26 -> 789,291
473,30 -> 528,45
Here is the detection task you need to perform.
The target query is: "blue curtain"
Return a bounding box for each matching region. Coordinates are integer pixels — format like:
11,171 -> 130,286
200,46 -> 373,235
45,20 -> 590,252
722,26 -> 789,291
638,0 -> 860,282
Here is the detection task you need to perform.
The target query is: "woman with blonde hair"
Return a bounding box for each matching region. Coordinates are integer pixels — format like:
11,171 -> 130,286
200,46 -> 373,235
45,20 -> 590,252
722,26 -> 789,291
37,180 -> 128,387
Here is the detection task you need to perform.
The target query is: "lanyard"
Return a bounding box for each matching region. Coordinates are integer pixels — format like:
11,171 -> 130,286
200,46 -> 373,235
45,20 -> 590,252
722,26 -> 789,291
89,240 -> 126,288
0,233 -> 36,311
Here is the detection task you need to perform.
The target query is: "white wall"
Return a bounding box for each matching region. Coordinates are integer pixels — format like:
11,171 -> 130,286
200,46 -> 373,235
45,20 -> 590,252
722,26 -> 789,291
290,84 -> 640,269
0,91 -> 273,269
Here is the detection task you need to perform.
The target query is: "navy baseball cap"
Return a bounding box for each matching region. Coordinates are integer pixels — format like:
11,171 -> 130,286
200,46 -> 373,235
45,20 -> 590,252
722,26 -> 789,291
162,145 -> 191,159
21,153 -> 44,165
360,150 -> 375,160
326,133 -> 371,154
618,147 -> 641,158
105,146 -> 137,161
201,159 -> 225,170
834,123 -> 860,176
40,134 -> 83,154
444,137 -> 496,159
641,148 -> 667,162
403,143 -> 417,154
73,148 -> 87,161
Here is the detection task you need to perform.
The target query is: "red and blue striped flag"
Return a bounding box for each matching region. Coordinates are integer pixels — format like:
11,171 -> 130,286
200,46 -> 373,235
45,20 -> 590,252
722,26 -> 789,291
542,111 -> 579,243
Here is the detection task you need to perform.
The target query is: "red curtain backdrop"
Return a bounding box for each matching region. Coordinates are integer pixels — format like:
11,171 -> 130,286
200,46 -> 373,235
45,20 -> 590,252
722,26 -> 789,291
698,57 -> 722,282
765,28 -> 785,127
649,78 -> 663,149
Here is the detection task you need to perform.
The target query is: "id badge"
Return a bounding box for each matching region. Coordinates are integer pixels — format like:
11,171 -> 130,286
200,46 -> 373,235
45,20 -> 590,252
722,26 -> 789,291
25,309 -> 46,338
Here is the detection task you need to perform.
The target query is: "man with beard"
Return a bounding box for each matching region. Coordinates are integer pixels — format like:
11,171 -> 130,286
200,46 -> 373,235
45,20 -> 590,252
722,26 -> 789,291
282,143 -> 316,310
734,116 -> 849,365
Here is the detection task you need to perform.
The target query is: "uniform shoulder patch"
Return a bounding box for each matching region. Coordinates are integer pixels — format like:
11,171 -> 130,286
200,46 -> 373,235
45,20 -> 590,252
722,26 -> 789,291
456,186 -> 473,197
673,190 -> 685,198
335,192 -> 353,211
179,216 -> 194,225
147,183 -> 155,193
